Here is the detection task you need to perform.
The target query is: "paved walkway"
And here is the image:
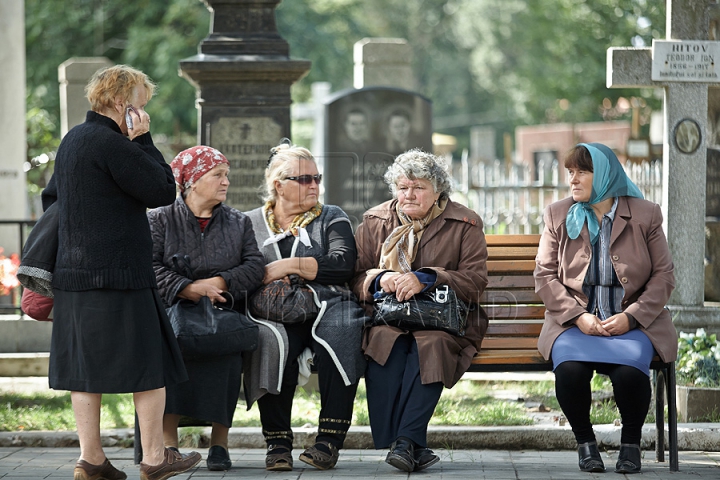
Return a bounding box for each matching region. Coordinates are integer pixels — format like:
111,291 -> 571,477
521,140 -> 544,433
0,447 -> 718,479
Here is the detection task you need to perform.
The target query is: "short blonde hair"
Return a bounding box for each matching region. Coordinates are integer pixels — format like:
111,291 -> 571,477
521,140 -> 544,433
85,65 -> 156,112
263,142 -> 316,203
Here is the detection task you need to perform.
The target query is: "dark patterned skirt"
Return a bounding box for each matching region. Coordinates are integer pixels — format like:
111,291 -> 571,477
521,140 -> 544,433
49,288 -> 187,393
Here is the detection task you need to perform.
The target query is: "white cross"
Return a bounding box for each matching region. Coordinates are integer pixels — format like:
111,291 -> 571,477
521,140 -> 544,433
607,0 -> 720,307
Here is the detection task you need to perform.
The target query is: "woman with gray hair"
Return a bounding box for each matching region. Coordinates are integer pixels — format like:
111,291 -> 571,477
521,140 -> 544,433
352,149 -> 489,473
243,140 -> 367,471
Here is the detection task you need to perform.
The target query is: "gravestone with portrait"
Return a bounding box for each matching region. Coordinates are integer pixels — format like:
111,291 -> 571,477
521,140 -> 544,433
323,87 -> 433,224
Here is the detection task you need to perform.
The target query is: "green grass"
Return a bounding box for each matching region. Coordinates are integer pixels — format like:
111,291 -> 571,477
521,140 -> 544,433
0,375 -> 665,432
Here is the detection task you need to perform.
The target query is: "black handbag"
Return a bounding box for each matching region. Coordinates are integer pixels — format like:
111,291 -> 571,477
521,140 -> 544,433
167,292 -> 259,359
372,285 -> 469,337
165,255 -> 258,358
248,274 -> 319,324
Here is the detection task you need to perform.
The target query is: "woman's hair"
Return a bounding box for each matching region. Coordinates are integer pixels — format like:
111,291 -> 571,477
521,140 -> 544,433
384,149 -> 452,198
262,141 -> 316,203
85,65 -> 156,112
564,145 -> 594,172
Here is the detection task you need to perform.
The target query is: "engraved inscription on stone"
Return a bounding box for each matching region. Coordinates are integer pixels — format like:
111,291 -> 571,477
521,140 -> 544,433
211,117 -> 282,211
652,40 -> 720,82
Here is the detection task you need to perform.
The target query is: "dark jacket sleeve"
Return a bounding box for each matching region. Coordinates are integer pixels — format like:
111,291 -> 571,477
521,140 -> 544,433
314,220 -> 357,284
148,208 -> 192,307
216,216 -> 265,302
41,176 -> 58,211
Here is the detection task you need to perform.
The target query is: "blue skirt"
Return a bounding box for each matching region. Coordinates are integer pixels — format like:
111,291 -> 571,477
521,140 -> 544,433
551,327 -> 654,376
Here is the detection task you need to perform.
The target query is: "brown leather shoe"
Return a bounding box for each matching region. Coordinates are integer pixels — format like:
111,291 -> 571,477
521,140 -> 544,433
74,458 -> 127,480
139,447 -> 201,480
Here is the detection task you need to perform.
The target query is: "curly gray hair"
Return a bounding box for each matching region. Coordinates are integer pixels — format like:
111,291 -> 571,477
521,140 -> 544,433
384,149 -> 452,198
262,141 -> 316,203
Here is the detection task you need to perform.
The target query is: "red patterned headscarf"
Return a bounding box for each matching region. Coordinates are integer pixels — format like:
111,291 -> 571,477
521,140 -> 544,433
170,146 -> 229,193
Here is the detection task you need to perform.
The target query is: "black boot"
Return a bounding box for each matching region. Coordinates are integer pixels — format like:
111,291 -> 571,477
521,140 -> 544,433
577,441 -> 605,472
615,443 -> 642,474
386,437 -> 415,472
413,447 -> 439,471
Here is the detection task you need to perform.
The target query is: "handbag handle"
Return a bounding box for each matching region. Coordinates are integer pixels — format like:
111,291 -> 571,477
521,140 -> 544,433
218,291 -> 235,310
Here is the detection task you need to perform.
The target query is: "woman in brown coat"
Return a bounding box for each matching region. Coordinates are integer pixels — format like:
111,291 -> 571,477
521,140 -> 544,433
534,143 -> 677,475
352,149 -> 488,473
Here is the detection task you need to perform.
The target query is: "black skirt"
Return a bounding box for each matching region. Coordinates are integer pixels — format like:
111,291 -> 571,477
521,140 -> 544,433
49,288 -> 187,393
165,354 -> 243,427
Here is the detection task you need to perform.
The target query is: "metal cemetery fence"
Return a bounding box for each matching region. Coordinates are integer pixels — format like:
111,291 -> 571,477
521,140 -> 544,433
454,158 -> 663,235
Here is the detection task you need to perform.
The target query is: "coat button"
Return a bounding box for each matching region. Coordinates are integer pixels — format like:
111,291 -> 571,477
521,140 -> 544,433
463,217 -> 469,222
471,219 -> 477,225
621,277 -> 628,283
612,255 -> 619,261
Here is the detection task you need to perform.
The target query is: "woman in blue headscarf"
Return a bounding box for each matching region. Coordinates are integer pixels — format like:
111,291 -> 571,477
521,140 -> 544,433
534,143 -> 677,475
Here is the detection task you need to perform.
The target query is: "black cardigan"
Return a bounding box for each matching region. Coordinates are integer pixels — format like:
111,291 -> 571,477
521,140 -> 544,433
42,111 -> 176,291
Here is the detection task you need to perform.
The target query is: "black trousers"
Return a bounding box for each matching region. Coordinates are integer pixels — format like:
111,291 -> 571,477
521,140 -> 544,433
555,361 -> 651,445
365,334 -> 444,449
258,322 -> 358,450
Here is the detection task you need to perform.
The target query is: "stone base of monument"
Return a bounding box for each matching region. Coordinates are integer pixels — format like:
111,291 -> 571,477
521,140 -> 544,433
677,386 -> 720,422
669,305 -> 720,336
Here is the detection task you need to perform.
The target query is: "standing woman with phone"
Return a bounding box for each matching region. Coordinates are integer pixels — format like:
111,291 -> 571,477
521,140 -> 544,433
42,65 -> 201,480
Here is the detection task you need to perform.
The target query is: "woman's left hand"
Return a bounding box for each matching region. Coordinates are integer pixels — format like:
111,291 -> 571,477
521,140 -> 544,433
601,313 -> 631,336
392,272 -> 424,302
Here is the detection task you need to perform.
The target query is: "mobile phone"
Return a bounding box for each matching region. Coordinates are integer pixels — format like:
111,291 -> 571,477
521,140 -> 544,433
125,106 -> 139,129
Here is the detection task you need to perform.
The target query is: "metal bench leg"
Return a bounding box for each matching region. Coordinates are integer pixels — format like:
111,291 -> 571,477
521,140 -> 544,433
654,369 -> 665,463
666,363 -> 679,472
134,411 -> 143,464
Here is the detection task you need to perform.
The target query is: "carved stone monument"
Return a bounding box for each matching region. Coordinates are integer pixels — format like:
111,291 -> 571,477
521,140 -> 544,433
180,0 -> 310,211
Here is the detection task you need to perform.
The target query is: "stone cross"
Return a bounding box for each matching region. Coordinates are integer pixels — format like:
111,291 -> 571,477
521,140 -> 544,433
0,0 -> 29,257
607,0 -> 719,316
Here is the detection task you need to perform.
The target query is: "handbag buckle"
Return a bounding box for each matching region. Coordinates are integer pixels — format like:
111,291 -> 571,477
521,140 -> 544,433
435,285 -> 450,304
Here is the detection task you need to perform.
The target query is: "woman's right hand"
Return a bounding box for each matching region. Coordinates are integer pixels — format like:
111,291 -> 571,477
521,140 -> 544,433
178,281 -> 226,304
575,312 -> 610,336
378,272 -> 401,293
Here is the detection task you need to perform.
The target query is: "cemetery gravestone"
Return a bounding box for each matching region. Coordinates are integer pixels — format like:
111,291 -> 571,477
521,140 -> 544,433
324,87 -> 432,224
180,0 -> 310,212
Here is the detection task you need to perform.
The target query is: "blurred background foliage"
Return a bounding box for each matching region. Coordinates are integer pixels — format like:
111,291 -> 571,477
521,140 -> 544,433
24,0 -> 665,177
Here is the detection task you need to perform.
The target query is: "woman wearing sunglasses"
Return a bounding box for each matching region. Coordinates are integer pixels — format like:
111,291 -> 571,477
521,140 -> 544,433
243,140 -> 367,472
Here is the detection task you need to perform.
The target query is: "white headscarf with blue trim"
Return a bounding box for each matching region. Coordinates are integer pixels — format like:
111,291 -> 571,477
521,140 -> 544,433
565,143 -> 644,245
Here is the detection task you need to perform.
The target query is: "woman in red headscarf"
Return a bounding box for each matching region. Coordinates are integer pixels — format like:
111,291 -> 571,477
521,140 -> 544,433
147,146 -> 265,471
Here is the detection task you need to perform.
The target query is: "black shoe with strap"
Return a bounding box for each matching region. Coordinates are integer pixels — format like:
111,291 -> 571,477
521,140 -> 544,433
413,447 -> 439,471
577,441 -> 605,472
385,437 -> 415,473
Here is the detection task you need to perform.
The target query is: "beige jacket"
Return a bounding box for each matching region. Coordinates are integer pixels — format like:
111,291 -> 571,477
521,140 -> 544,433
534,196 -> 678,362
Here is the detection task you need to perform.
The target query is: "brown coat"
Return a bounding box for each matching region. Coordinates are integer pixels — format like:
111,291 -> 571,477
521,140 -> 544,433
352,199 -> 489,388
534,196 -> 678,363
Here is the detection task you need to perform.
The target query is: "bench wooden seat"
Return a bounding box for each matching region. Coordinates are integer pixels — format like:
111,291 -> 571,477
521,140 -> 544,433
466,234 -> 678,471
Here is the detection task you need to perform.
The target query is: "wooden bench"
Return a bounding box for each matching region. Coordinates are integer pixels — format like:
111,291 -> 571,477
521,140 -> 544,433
468,234 -> 678,471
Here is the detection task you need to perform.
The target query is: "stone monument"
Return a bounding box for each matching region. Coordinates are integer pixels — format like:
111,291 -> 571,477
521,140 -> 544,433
0,0 -> 29,260
58,57 -> 113,137
324,38 -> 432,225
607,0 -> 720,329
179,0 -> 311,212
